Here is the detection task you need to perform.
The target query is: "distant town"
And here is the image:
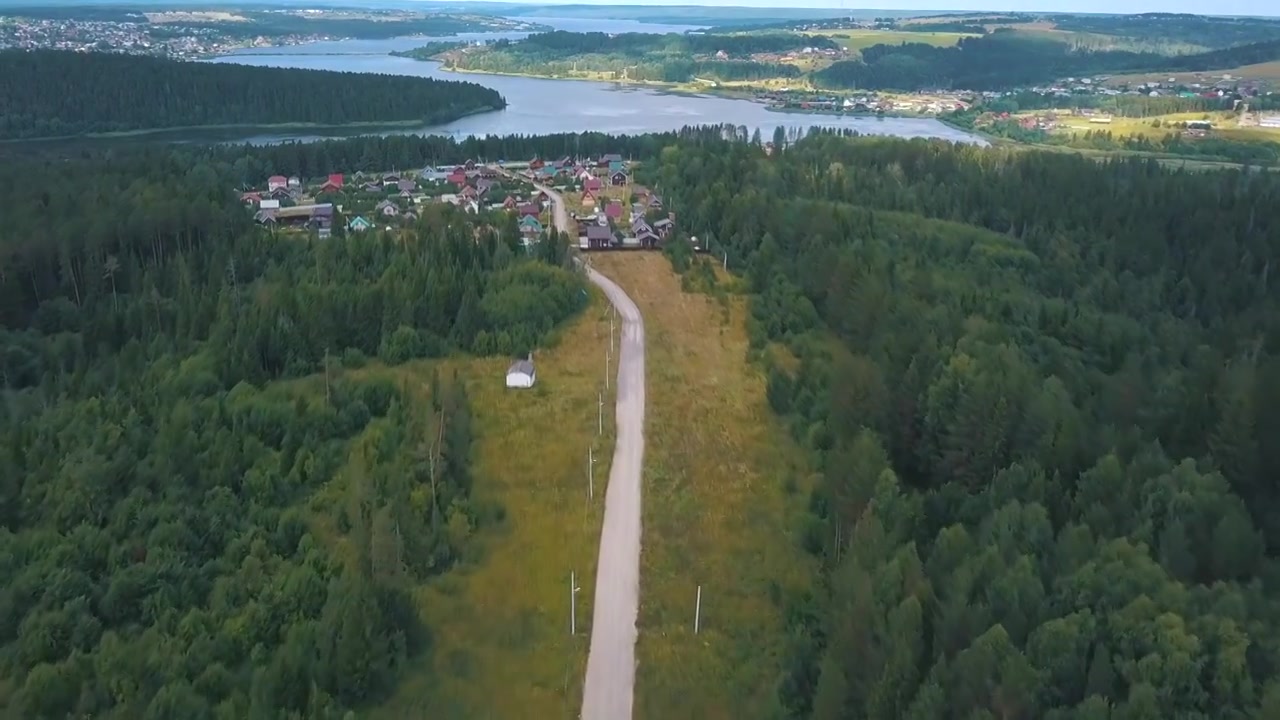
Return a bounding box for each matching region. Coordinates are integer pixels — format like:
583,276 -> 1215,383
0,9 -> 542,60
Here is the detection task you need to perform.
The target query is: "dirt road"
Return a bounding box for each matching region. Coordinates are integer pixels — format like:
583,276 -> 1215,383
515,172 -> 646,719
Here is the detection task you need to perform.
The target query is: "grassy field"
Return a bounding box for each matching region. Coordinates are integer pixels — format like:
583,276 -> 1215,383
818,28 -> 975,53
1047,111 -> 1280,142
307,286 -> 618,719
1105,60 -> 1280,89
589,253 -> 817,720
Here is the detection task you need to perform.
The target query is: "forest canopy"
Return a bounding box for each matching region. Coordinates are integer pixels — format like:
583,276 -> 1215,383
0,137 -> 587,717
0,50 -> 506,139
814,31 -> 1280,90
648,129 -> 1280,719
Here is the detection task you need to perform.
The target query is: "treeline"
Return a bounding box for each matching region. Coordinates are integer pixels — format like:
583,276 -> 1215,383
898,22 -> 988,34
0,50 -> 506,139
649,133 -> 1280,718
203,128 -> 719,186
494,30 -> 836,56
0,140 -> 585,717
390,41 -> 467,61
815,30 -> 1280,90
982,90 -> 1230,117
1053,12 -> 1280,49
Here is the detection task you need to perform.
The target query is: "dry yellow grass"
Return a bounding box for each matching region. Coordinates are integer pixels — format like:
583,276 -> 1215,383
590,253 -> 817,720
348,286 -> 617,719
1105,60 -> 1280,89
819,28 -> 975,53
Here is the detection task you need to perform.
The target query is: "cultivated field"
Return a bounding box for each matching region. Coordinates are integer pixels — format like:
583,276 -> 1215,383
1105,60 -> 1280,90
590,253 -> 817,720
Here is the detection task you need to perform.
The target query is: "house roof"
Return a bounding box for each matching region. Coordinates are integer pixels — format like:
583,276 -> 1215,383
654,218 -> 673,229
586,226 -> 613,241
508,359 -> 535,376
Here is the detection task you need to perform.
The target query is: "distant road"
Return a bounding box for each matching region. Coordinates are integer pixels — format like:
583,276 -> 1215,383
520,171 -> 647,720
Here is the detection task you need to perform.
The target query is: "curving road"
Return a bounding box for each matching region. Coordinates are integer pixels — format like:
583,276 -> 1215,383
515,171 -> 646,720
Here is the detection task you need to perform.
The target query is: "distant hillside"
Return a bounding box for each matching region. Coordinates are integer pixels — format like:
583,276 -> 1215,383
0,50 -> 506,139
814,32 -> 1280,91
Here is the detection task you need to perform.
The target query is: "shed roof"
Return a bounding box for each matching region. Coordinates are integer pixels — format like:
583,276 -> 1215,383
507,359 -> 535,376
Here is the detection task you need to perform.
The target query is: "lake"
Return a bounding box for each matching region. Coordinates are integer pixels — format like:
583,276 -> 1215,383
206,18 -> 984,146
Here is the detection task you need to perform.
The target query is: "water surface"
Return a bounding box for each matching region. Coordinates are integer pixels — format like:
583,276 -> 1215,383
206,20 -> 984,146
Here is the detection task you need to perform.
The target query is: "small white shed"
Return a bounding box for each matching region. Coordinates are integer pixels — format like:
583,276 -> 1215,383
506,359 -> 536,389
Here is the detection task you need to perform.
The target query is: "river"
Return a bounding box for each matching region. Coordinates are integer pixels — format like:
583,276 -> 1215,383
205,17 -> 984,145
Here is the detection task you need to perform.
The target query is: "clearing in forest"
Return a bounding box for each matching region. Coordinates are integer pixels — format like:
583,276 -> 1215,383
589,253 -> 817,720
361,286 -> 616,719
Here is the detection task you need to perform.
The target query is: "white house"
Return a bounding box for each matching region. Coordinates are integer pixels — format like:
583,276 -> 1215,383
258,199 -> 280,210
506,358 -> 535,389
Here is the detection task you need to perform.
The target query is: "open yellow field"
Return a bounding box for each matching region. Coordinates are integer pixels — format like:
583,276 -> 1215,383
328,287 -> 617,719
1048,111 -> 1280,142
1105,60 -> 1280,89
590,253 -> 817,720
818,28 -> 976,53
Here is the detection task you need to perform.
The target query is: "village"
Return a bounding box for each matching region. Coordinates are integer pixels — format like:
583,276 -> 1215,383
238,154 -> 686,252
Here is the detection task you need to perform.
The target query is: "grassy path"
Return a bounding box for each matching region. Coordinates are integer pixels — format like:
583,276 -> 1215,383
591,254 -> 817,720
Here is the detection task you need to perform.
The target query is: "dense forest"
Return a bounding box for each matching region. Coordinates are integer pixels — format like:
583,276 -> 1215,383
0,50 -> 506,140
0,140 -> 586,717
648,131 -> 1280,719
815,31 -> 1280,91
450,31 -> 827,83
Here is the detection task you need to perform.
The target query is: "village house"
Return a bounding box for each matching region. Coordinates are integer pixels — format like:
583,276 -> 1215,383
503,195 -> 520,211
375,200 -> 399,218
654,217 -> 674,238
610,170 -> 628,187
446,169 -> 467,186
267,175 -> 288,192
397,179 -> 417,194
319,173 -> 344,194
584,176 -> 603,193
519,215 -> 544,237
584,224 -> 615,250
258,199 -> 280,211
604,200 -> 623,221
287,176 -> 301,189
518,202 -> 541,218
240,191 -> 261,206
581,189 -> 597,208
347,216 -> 372,233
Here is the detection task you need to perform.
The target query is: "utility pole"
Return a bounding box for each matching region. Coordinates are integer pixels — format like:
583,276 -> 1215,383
571,571 -> 580,635
695,586 -> 703,634
588,446 -> 595,500
605,346 -> 610,391
598,391 -> 603,436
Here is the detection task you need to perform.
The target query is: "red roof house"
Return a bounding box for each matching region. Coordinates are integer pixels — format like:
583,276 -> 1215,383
604,200 -> 623,220
584,177 -> 603,193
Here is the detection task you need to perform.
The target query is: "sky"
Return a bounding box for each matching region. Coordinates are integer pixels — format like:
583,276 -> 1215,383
448,0 -> 1280,17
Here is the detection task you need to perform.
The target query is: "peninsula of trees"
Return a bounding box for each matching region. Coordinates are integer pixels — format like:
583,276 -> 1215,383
439,31 -> 834,83
0,50 -> 506,139
649,128 -> 1280,719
